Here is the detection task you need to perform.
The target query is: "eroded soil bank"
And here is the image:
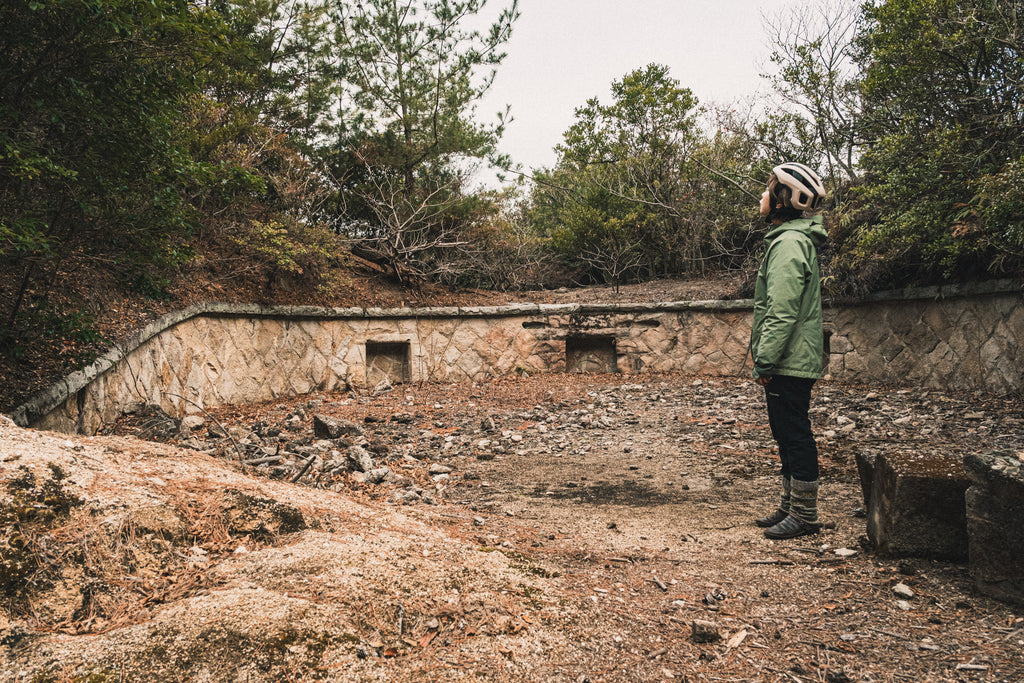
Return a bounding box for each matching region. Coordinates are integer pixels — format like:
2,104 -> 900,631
3,373 -> 1023,682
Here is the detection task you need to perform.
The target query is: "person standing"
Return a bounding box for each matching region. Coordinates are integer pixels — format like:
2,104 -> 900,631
750,162 -> 828,540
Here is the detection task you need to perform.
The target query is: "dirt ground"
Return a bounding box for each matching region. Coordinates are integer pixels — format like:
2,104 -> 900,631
4,370 -> 1022,682
273,373 -> 1024,683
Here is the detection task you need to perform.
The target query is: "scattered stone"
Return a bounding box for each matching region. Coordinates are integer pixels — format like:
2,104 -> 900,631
181,415 -> 206,430
313,415 -> 365,439
892,583 -> 914,599
364,467 -> 390,485
346,446 -> 375,473
690,620 -> 722,643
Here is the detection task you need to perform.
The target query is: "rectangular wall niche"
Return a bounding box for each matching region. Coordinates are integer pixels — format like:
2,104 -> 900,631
566,336 -> 617,373
366,341 -> 411,385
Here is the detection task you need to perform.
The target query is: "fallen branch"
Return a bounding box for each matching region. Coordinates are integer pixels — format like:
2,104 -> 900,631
290,454 -> 317,483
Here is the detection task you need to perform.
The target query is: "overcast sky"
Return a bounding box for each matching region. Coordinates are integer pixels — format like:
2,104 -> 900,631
475,0 -> 810,186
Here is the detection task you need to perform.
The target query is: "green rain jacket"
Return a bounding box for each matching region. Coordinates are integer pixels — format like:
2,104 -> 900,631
750,216 -> 827,380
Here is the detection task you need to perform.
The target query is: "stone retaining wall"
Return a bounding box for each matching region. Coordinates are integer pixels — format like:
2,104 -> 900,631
825,282 -> 1023,393
9,282 -> 1022,435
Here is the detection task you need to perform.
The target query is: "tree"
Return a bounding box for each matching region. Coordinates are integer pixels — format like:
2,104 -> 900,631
531,64 -> 756,285
326,0 -> 519,281
532,166 -> 650,289
0,0 -> 219,338
763,0 -> 862,183
203,0 -> 344,147
838,0 -> 1024,287
182,0 -> 345,292
0,0 -> 347,348
537,64 -> 699,283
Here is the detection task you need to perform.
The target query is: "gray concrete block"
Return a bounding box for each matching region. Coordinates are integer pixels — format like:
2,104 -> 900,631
867,451 -> 970,560
964,452 -> 1024,606
855,448 -> 878,509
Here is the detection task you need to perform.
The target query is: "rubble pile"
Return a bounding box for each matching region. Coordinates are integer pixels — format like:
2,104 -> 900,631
105,375 -> 1024,516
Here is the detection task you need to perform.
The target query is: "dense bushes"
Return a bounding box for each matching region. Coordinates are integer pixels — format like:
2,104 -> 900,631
2,0 -> 1021,369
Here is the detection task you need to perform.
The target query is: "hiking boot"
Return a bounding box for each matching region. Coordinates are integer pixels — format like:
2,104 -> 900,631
763,513 -> 821,539
764,479 -> 821,539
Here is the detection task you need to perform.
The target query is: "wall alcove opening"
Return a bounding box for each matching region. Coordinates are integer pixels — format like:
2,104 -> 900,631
566,336 -> 617,373
366,341 -> 411,385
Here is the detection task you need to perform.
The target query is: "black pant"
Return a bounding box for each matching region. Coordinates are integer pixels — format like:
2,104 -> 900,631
764,375 -> 818,482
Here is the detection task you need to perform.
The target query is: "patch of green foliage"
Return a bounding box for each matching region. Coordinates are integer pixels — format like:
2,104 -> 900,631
828,0 -> 1024,290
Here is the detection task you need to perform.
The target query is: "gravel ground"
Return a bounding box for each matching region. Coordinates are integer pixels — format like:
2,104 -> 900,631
5,372 -> 1024,682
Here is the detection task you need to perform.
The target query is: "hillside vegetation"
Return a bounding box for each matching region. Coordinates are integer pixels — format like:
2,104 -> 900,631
2,0 -> 1023,406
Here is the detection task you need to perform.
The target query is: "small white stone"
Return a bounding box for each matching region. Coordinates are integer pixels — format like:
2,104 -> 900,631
892,582 -> 915,599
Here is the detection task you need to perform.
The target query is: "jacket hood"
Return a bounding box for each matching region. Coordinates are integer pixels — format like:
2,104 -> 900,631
764,215 -> 827,248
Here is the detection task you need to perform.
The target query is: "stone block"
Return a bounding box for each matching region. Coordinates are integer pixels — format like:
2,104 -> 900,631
841,350 -> 869,377
854,448 -> 878,509
313,415 -> 364,439
964,451 -> 1024,606
867,451 -> 969,560
829,334 -> 853,354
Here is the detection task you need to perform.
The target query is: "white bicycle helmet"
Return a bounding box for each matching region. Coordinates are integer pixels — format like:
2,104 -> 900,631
768,162 -> 826,211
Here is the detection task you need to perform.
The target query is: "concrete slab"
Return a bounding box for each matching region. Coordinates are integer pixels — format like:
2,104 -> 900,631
964,451 -> 1024,606
867,451 -> 970,560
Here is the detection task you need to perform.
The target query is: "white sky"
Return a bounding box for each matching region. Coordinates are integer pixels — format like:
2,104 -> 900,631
475,0 -> 810,186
